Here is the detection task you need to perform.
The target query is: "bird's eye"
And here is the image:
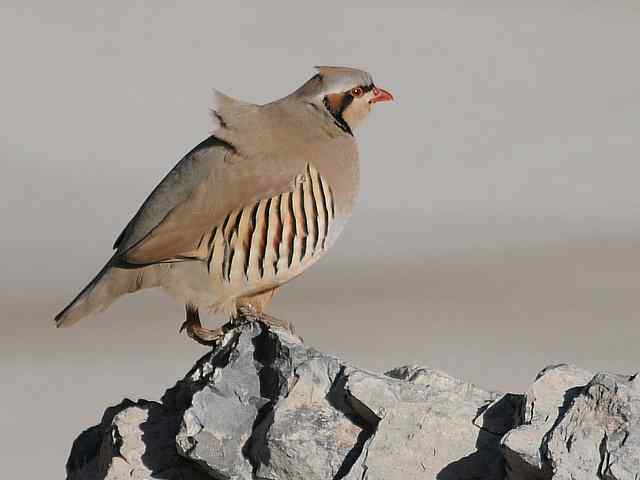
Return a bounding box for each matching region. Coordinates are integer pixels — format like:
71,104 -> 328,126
351,87 -> 364,97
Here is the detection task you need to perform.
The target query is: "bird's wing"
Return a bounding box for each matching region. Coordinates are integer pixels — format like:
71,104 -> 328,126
113,135 -> 303,265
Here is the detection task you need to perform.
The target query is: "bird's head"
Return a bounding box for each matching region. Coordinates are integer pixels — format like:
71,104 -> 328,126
296,66 -> 393,135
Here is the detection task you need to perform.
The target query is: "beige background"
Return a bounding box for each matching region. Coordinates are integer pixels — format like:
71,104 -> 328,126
2,1 -> 640,477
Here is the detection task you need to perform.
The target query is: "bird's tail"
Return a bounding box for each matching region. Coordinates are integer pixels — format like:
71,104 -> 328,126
54,257 -> 156,327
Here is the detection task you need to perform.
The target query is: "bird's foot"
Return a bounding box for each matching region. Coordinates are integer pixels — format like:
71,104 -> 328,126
236,304 -> 296,335
180,308 -> 227,346
180,305 -> 296,346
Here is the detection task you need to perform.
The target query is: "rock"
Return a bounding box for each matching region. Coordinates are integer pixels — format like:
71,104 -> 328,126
501,364 -> 595,479
174,324 -> 265,478
65,322 -> 640,480
503,364 -> 640,480
342,366 -> 516,479
66,399 -> 210,480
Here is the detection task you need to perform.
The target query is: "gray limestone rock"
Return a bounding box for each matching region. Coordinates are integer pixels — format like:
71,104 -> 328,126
501,364 -> 595,479
342,366 -> 516,480
66,399 -> 210,480
65,324 -> 640,480
502,364 -> 640,480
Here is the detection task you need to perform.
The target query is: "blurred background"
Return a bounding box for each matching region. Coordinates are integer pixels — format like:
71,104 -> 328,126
2,1 -> 640,477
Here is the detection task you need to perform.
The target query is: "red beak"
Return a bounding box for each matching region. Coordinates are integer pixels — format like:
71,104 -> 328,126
370,87 -> 394,104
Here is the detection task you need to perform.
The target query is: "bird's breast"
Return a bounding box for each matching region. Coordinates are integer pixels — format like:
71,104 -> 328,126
202,163 -> 343,297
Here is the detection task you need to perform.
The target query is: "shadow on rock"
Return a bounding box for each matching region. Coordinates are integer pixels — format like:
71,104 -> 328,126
437,393 -> 521,480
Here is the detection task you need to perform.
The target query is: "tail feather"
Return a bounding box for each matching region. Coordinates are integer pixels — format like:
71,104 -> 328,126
54,258 -> 155,327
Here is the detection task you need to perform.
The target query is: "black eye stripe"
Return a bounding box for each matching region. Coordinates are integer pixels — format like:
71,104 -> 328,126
350,84 -> 373,96
340,93 -> 354,112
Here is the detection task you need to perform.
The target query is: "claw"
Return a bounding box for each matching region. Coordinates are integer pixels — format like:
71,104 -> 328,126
179,320 -> 188,333
180,305 -> 225,346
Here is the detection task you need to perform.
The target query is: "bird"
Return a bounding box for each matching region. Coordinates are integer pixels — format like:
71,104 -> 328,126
54,66 -> 393,344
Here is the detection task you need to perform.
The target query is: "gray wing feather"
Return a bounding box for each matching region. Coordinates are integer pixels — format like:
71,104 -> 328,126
114,135 -> 231,256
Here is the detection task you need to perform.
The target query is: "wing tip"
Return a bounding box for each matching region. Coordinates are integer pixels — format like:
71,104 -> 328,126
53,307 -> 71,328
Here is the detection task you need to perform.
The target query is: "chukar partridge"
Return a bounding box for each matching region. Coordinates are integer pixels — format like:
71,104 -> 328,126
54,66 -> 393,343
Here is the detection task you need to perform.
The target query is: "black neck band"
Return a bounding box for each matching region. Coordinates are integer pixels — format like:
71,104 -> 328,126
323,96 -> 353,136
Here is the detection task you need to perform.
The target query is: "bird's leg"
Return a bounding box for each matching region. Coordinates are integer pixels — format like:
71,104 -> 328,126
179,305 -> 226,345
236,304 -> 295,334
